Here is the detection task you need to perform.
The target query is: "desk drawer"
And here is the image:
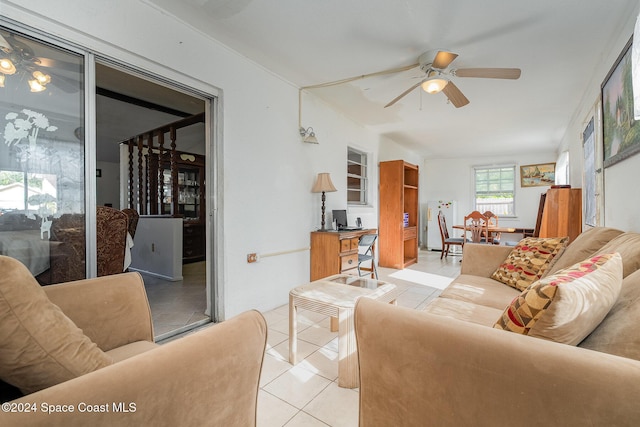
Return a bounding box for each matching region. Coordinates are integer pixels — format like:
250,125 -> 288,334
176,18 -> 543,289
340,238 -> 359,253
341,254 -> 358,271
403,226 -> 417,240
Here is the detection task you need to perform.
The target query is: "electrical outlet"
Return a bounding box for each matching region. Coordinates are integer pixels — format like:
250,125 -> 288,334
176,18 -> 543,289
247,253 -> 258,263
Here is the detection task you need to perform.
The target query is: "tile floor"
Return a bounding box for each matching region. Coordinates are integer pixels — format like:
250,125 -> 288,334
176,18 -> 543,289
141,261 -> 208,338
255,249 -> 462,426
147,249 -> 461,425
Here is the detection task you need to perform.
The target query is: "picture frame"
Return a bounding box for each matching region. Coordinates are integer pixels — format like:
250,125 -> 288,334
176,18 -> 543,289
602,36 -> 640,168
520,163 -> 556,187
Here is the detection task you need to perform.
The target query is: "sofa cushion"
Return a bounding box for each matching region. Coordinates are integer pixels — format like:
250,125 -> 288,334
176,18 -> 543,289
0,256 -> 112,394
438,274 -> 520,310
579,268 -> 640,360
494,253 -> 622,345
423,298 -> 505,327
490,237 -> 569,291
543,227 -> 624,277
592,232 -> 640,278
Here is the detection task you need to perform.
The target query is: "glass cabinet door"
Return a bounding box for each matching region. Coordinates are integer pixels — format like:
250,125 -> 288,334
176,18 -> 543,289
0,26 -> 85,285
159,154 -> 203,223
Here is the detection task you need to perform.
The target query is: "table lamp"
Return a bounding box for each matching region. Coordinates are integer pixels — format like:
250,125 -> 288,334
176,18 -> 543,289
311,173 -> 337,231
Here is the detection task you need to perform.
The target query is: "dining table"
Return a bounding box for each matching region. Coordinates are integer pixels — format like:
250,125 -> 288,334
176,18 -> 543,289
452,224 -> 534,243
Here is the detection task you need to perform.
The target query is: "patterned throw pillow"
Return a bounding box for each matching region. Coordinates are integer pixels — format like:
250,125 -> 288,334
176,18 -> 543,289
491,237 -> 569,291
494,253 -> 622,345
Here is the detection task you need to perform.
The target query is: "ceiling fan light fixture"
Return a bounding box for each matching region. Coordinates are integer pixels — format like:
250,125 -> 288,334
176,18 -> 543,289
0,74 -> 4,87
0,58 -> 16,75
421,76 -> 449,94
28,78 -> 47,92
32,70 -> 51,85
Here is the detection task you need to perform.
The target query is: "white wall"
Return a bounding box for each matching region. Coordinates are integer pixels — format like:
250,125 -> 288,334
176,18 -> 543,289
96,161 -> 120,207
423,152 -> 557,233
557,1 -> 640,232
3,0 -> 415,318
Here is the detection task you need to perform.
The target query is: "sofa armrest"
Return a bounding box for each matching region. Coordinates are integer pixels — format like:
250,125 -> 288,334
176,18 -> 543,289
43,272 -> 154,351
355,298 -> 640,426
460,243 -> 512,277
2,310 -> 267,427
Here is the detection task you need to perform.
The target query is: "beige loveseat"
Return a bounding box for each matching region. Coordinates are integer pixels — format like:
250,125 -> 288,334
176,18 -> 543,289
0,256 -> 267,426
355,227 -> 640,426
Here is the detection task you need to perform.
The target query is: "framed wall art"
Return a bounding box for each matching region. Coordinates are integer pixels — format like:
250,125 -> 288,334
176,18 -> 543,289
520,163 -> 556,187
602,36 -> 640,168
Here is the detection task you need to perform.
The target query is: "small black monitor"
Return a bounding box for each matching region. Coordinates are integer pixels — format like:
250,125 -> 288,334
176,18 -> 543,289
332,209 -> 348,228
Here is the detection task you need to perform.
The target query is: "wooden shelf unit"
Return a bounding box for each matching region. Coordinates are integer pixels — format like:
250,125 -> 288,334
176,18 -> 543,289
379,160 -> 419,269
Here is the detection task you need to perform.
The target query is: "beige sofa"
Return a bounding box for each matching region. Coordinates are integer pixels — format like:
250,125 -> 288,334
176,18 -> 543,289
355,227 -> 640,426
0,258 -> 267,427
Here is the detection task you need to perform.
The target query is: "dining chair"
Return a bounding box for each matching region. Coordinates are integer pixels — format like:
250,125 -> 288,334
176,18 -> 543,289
482,210 -> 500,244
437,211 -> 465,259
463,211 -> 490,244
357,234 -> 378,279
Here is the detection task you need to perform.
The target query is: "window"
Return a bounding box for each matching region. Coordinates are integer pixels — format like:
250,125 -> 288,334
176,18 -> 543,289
474,165 -> 515,216
347,147 -> 368,205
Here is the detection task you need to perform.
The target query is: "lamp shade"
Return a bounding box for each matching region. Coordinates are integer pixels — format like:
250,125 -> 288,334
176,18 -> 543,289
421,76 -> 449,94
311,173 -> 337,193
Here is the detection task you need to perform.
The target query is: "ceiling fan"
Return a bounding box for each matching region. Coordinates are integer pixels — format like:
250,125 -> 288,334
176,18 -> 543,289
302,49 -> 521,109
384,49 -> 521,108
0,30 -> 80,93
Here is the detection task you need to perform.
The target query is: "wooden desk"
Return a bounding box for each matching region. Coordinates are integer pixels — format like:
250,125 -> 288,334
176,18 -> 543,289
310,229 -> 377,281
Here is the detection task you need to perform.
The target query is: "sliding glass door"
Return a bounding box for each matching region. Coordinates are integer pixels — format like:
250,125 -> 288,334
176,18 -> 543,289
0,26 -> 86,284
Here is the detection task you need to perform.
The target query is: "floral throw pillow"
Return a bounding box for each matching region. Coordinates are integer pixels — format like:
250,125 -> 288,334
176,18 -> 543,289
491,237 -> 569,291
494,253 -> 622,345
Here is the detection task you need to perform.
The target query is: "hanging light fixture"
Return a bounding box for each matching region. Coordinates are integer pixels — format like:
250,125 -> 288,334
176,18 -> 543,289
299,126 -> 318,144
421,76 -> 449,94
298,89 -> 319,144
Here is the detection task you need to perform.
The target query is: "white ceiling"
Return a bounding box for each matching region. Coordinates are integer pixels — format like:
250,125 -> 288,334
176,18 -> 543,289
146,0 -> 638,158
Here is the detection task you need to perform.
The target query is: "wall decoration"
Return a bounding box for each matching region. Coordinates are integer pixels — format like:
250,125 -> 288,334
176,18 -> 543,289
582,117 -> 596,226
520,163 -> 556,187
602,36 -> 640,168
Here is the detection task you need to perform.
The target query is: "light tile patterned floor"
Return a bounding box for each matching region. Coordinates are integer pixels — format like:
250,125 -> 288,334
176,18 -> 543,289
256,250 -> 461,426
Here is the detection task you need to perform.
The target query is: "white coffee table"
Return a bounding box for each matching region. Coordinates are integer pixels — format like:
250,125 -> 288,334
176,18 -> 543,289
289,274 -> 400,388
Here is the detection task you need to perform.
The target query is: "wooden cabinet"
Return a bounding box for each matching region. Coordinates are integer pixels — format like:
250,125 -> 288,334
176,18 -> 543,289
310,229 -> 377,281
539,187 -> 582,242
149,151 -> 206,263
379,160 -> 419,269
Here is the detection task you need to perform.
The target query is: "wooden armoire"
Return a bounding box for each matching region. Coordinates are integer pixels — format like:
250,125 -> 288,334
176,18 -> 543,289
538,187 -> 582,242
379,160 -> 419,269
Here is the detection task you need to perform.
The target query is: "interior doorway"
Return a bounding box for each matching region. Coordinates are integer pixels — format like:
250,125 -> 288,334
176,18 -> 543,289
95,62 -> 211,339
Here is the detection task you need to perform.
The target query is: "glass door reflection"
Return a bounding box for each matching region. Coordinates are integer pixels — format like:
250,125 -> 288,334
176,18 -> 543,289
0,27 -> 85,285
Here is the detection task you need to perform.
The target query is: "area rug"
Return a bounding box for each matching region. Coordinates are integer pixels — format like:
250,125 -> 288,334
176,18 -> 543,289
388,270 -> 454,290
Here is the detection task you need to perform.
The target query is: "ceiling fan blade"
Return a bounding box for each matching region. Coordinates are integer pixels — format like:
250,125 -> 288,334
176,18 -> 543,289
384,81 -> 423,108
37,57 -> 83,73
0,34 -> 11,51
47,70 -> 81,93
442,81 -> 469,108
432,50 -> 458,69
454,67 -> 521,79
